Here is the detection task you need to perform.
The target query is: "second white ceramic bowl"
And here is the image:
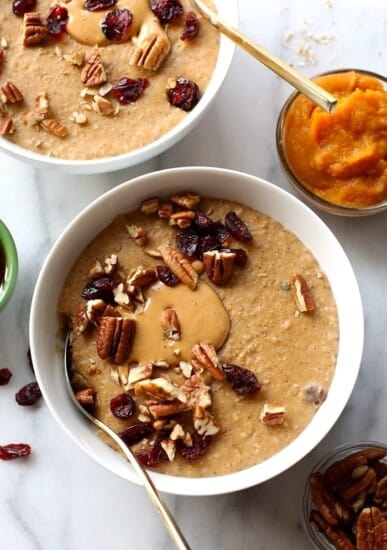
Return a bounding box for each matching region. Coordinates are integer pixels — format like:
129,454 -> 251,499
30,167 -> 364,495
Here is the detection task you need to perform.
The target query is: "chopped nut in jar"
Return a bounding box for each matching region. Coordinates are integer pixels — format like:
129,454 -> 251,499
58,194 -> 338,476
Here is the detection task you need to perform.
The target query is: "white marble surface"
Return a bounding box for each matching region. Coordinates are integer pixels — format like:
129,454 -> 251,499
0,1 -> 386,548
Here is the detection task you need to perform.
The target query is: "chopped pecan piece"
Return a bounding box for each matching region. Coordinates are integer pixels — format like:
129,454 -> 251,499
160,439 -> 176,461
340,467 -> 376,504
191,342 -> 224,381
161,308 -> 180,341
290,274 -> 315,312
23,12 -> 47,46
85,299 -> 107,324
127,266 -> 157,288
170,193 -> 200,210
96,316 -> 136,364
127,224 -> 148,246
75,387 -> 96,406
134,378 -> 185,403
129,23 -> 171,71
158,201 -> 174,219
92,95 -> 113,116
147,400 -> 189,419
181,374 -> 211,408
159,244 -> 198,290
0,118 -> 15,135
141,197 -> 160,215
259,403 -> 286,426
324,453 -> 368,490
81,48 -> 107,87
1,81 -> 23,103
169,210 -> 196,229
193,406 -> 220,436
203,250 -> 236,286
40,118 -> 68,137
126,362 -> 153,389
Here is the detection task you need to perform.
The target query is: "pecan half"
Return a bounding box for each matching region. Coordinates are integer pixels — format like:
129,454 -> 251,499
134,378 -> 185,403
1,81 -> 23,104
340,467 -> 377,504
0,118 -> 15,135
96,316 -> 136,365
159,244 -> 198,290
161,308 -> 180,341
324,453 -> 368,490
310,510 -> 355,550
290,274 -> 315,312
191,342 -> 224,381
23,12 -> 47,46
40,118 -> 68,137
129,26 -> 171,71
158,201 -> 174,219
170,193 -> 200,210
356,506 -> 384,550
148,400 -> 189,419
309,472 -> 348,526
127,224 -> 148,246
374,475 -> 387,509
203,250 -> 236,286
81,48 -> 107,87
127,266 -> 157,288
75,387 -> 96,406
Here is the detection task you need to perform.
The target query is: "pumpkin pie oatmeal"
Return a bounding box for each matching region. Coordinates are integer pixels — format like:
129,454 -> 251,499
0,0 -> 219,159
58,193 -> 339,477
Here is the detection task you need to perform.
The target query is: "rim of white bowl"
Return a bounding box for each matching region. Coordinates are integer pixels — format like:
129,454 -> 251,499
0,2 -> 238,174
30,167 -> 364,495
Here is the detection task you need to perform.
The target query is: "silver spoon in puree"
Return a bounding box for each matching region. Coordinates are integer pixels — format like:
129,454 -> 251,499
192,0 -> 337,114
64,332 -> 191,550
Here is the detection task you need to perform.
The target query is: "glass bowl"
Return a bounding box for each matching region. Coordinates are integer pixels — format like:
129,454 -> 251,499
302,441 -> 387,549
0,220 -> 18,311
276,68 -> 387,217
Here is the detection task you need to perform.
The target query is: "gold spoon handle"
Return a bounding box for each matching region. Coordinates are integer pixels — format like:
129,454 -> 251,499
192,0 -> 337,113
64,336 -> 190,550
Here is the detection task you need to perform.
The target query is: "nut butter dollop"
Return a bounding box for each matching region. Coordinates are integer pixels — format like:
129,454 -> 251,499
63,0 -> 156,47
128,281 -> 230,364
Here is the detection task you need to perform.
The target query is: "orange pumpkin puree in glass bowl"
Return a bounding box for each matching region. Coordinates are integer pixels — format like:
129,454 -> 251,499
277,70 -> 387,214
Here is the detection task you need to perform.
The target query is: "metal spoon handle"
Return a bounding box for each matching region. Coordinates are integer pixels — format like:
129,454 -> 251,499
192,0 -> 337,113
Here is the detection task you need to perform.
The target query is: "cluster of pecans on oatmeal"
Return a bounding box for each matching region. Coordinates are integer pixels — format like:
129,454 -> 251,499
0,0 -> 214,156
308,446 -> 387,550
65,191 -> 326,469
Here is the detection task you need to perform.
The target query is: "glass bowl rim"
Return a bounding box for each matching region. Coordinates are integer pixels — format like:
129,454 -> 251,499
276,68 -> 387,217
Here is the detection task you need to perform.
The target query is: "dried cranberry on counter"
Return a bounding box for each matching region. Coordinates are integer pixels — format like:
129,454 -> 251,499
12,0 -> 36,16
151,0 -> 184,24
178,432 -> 212,461
168,77 -> 200,112
46,6 -> 68,35
81,275 -> 119,303
0,368 -> 12,386
101,9 -> 133,42
156,265 -> 180,287
0,443 -> 31,460
180,11 -> 199,41
15,381 -> 42,406
224,211 -> 253,243
111,77 -> 149,104
84,0 -> 117,11
110,393 -> 135,419
119,423 -> 154,446
222,363 -> 261,395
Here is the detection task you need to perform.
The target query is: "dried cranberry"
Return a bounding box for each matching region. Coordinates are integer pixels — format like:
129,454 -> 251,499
175,229 -> 200,258
81,275 -> 119,303
0,48 -> 5,67
168,77 -> 200,112
224,211 -> 252,243
110,393 -> 135,419
84,0 -> 117,11
46,5 -> 68,35
156,265 -> 180,287
15,381 -> 42,406
151,0 -> 184,24
194,211 -> 214,231
178,432 -> 212,461
136,430 -> 170,467
181,11 -> 199,41
111,77 -> 148,104
0,368 -> 12,385
0,443 -> 31,460
219,248 -> 248,267
101,9 -> 132,42
119,423 -> 154,446
12,0 -> 36,16
213,221 -> 232,247
199,233 -> 219,255
222,363 -> 261,395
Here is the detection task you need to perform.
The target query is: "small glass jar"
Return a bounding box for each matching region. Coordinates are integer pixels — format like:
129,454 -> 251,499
302,441 -> 387,549
0,219 -> 18,311
276,68 -> 387,217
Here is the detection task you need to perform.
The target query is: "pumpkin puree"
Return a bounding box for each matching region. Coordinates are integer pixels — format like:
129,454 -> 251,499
283,71 -> 387,207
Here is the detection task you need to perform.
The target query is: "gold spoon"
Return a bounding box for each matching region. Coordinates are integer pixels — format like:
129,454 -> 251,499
192,0 -> 337,114
64,333 -> 191,550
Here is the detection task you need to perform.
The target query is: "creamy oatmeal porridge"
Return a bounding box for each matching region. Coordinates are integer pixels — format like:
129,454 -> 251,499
58,192 -> 338,477
0,0 -> 219,159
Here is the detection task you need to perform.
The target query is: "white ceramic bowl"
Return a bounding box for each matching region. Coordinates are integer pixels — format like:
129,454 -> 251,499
29,167 -> 364,495
0,2 -> 237,175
